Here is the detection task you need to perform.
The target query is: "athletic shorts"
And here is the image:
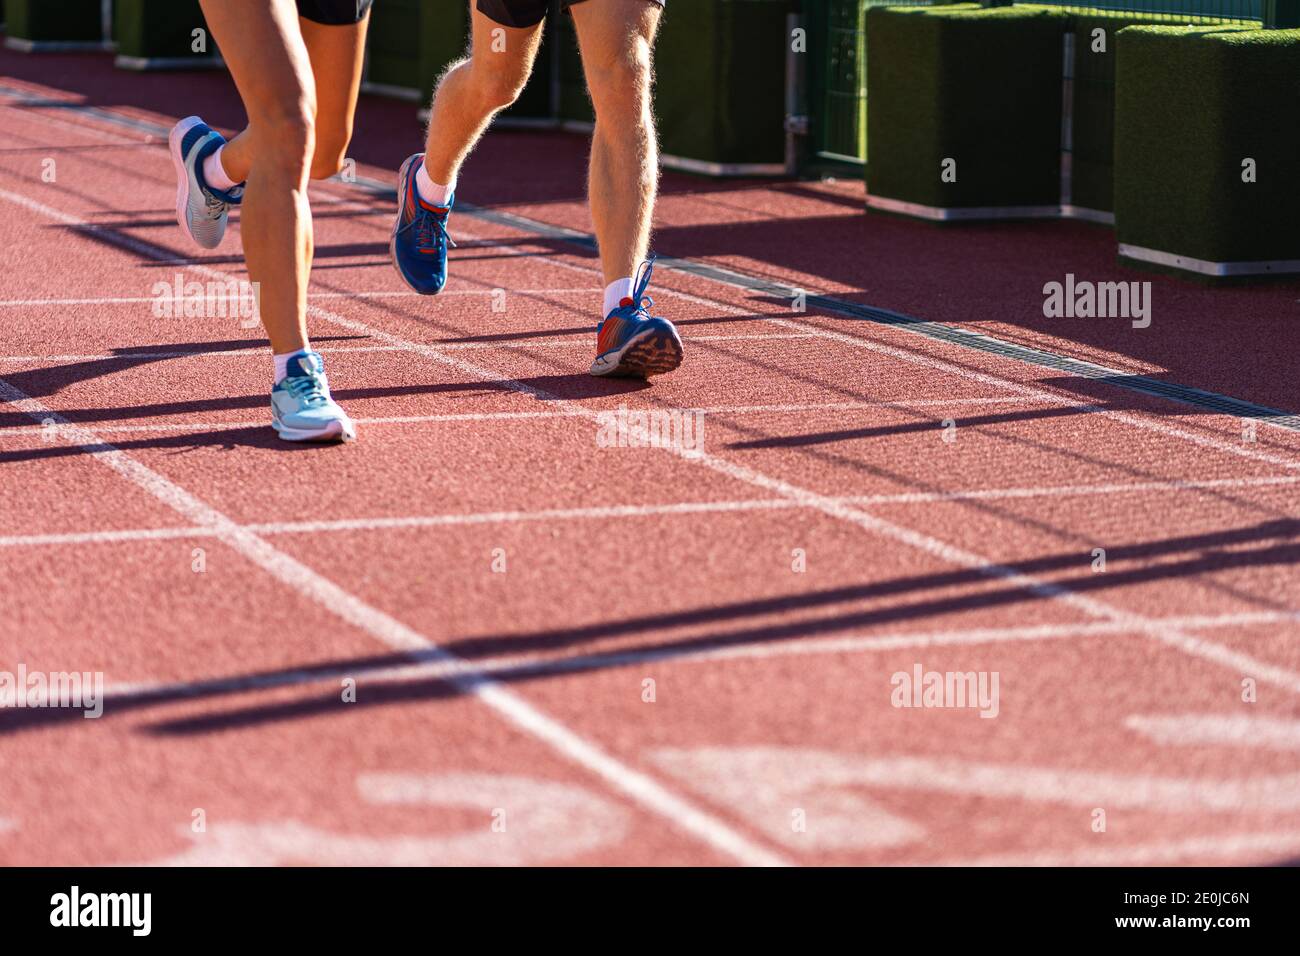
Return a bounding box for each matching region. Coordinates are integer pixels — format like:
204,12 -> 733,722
297,0 -> 373,26
478,0 -> 665,29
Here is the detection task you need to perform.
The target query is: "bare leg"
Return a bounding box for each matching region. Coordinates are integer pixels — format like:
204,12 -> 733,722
220,12 -> 370,184
421,3 -> 545,187
198,0 -> 315,354
571,0 -> 661,285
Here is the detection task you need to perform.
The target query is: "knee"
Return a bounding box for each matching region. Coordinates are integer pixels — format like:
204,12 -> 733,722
256,98 -> 317,177
467,57 -> 529,112
309,135 -> 351,180
584,39 -> 652,116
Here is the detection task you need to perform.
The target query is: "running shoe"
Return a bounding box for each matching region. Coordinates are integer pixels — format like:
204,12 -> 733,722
169,115 -> 243,250
270,351 -> 356,443
390,153 -> 455,295
590,258 -> 683,378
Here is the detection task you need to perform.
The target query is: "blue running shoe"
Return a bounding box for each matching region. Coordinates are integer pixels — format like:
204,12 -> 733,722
270,351 -> 356,443
391,153 -> 455,295
169,115 -> 243,250
590,258 -> 683,378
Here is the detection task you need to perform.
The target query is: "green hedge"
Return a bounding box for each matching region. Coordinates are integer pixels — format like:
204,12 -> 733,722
5,0 -> 101,44
114,0 -> 214,66
865,5 -> 1065,211
1114,25 -> 1300,267
653,0 -> 797,167
1054,9 -> 1217,214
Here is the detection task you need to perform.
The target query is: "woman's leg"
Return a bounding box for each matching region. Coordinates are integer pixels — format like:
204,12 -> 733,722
198,0 -> 316,355
219,11 -> 370,184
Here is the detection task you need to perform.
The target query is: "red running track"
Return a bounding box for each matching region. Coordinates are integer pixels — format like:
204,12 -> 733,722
1,49 -> 1299,866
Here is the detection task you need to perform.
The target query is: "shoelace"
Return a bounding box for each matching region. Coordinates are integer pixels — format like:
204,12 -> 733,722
202,191 -> 227,221
620,256 -> 659,320
398,204 -> 457,255
282,372 -> 330,408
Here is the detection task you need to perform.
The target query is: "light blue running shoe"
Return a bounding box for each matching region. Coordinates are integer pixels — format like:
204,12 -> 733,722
169,115 -> 244,250
390,153 -> 455,295
270,351 -> 356,443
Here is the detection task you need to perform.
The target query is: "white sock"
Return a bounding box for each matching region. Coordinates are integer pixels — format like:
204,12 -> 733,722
202,145 -> 239,191
415,162 -> 454,207
603,278 -> 635,318
274,347 -> 313,384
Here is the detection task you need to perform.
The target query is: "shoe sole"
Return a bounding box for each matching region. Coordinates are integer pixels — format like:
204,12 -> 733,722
272,419 -> 356,443
590,327 -> 684,378
389,155 -> 445,296
169,116 -> 223,251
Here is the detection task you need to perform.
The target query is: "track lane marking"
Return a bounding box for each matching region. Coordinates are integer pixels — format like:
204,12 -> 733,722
1126,713 -> 1300,751
4,474 -> 1300,547
82,611 -> 1300,716
4,182 -> 1300,701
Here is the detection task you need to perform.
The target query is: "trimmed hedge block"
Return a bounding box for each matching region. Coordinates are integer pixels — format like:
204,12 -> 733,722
866,5 -> 1065,215
1061,9 -> 1209,215
114,0 -> 216,69
1114,25 -> 1300,273
5,0 -> 101,47
654,0 -> 796,171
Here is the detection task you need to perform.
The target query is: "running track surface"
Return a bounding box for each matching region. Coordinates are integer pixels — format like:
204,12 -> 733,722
2,48 -> 1299,867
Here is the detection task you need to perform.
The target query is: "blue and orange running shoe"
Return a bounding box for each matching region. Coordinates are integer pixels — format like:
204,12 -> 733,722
169,115 -> 243,250
590,258 -> 683,378
390,153 -> 455,295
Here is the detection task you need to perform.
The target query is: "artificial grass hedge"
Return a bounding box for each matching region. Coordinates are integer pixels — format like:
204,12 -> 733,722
865,4 -> 1065,210
4,0 -> 101,44
1049,8 -> 1226,214
653,0 -> 797,166
1114,25 -> 1300,265
113,0 -> 212,66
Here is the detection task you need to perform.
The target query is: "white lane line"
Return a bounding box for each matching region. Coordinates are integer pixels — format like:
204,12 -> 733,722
0,289 -> 597,308
0,333 -> 819,363
0,376 -> 789,868
942,832 -> 1300,867
8,182 -> 1300,697
94,611 -> 1300,714
3,475 -> 1300,548
469,228 -> 1300,470
0,191 -> 792,868
1126,713 -> 1300,751
0,396 -> 1053,436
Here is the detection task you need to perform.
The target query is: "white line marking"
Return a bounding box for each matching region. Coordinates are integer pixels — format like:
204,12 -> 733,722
655,747 -> 1300,813
943,832 -> 1300,867
7,183 -> 1300,696
0,333 -> 819,363
1126,713 -> 1300,751
0,289 -> 598,308
0,396 -> 1055,436
473,230 -> 1300,467
0,191 -> 790,867
89,611 -> 1300,716
3,476 -> 1299,548
0,374 -> 788,867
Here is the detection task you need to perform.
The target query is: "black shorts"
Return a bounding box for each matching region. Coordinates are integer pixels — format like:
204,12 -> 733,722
297,0 -> 373,26
478,0 -> 665,29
